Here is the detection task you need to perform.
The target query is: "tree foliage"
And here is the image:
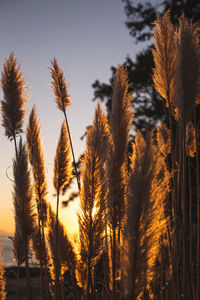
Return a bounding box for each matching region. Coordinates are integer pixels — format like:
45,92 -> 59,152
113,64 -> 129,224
92,0 -> 200,132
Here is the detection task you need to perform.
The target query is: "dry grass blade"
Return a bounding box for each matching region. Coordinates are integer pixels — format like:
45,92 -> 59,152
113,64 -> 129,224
50,58 -> 71,112
1,52 -> 30,141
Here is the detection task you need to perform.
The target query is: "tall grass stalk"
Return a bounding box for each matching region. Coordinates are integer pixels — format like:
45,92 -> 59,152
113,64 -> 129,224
26,105 -> 50,299
13,139 -> 35,300
1,52 -> 30,156
1,52 -> 31,299
53,122 -> 73,299
107,65 -> 133,299
78,103 -> 108,299
50,58 -> 80,191
48,205 -> 77,300
152,12 -> 178,297
175,14 -> 200,298
124,131 -> 169,298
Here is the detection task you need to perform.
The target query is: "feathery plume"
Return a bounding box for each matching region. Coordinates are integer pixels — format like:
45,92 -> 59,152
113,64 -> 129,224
108,65 -> 133,227
48,205 -> 76,299
31,226 -> 49,267
152,10 -> 176,109
48,205 -> 76,275
50,58 -> 80,191
175,14 -> 200,122
26,106 -> 48,223
78,104 -> 108,297
107,65 -> 133,298
13,138 -> 35,240
50,58 -> 71,112
186,121 -> 196,157
26,106 -> 50,299
90,102 -> 110,211
12,226 -> 25,266
13,138 -> 35,300
53,122 -> 73,300
124,132 -> 169,298
1,52 -> 30,141
156,122 -> 171,156
53,122 -> 73,193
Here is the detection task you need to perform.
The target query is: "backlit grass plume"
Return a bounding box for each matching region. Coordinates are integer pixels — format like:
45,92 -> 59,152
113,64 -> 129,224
78,103 -> 108,298
12,225 -> 26,300
156,122 -> 171,156
107,65 -> 133,298
26,106 -> 48,220
53,121 -> 73,300
50,58 -> 80,190
152,10 -> 176,110
1,52 -> 30,149
124,132 -> 169,298
91,102 -> 110,210
50,58 -> 71,112
13,138 -> 35,248
13,138 -> 35,300
53,122 -> 72,193
31,225 -> 50,299
108,65 -> 133,225
26,106 -> 50,299
186,121 -> 196,157
175,14 -> 200,122
12,228 -> 25,266
31,226 -> 49,267
48,205 -> 76,300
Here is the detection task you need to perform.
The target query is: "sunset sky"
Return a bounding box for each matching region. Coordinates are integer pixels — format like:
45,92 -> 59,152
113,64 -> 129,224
0,0 -> 142,235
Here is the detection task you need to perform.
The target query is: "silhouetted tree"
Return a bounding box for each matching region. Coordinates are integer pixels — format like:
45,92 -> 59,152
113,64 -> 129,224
92,0 -> 200,132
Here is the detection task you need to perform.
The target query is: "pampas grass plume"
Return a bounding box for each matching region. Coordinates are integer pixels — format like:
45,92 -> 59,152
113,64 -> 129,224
47,205 -> 76,296
186,121 -> 196,157
175,14 -> 200,122
13,138 -> 35,239
26,105 -> 48,223
1,52 -> 30,141
152,10 -> 176,108
50,58 -> 71,112
53,122 -> 73,193
156,122 -> 171,155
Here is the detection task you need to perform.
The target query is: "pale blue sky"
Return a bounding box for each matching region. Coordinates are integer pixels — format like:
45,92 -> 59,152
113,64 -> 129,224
0,0 -> 143,234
